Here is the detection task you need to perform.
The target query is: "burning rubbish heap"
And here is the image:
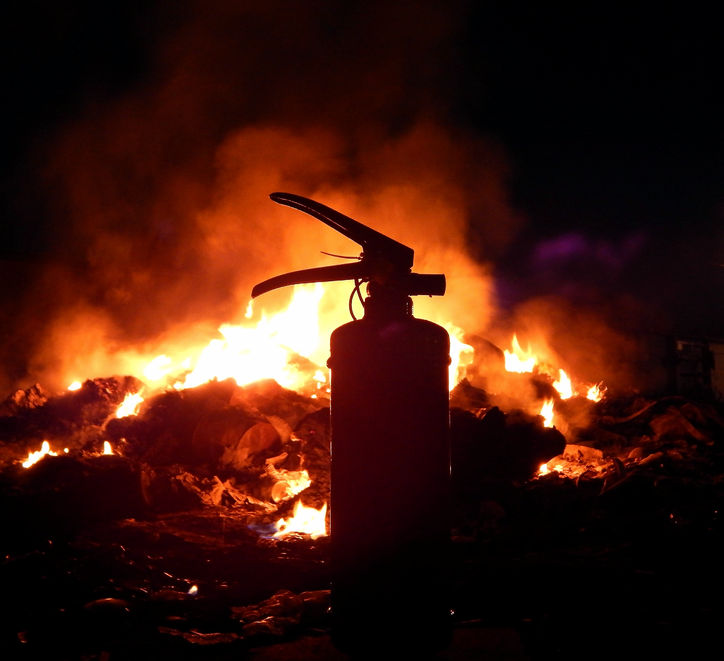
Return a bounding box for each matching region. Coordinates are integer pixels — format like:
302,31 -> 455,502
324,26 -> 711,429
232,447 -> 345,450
1,316 -> 723,657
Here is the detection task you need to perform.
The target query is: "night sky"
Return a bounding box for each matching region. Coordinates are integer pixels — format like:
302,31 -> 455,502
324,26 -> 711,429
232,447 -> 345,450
0,1 -> 722,390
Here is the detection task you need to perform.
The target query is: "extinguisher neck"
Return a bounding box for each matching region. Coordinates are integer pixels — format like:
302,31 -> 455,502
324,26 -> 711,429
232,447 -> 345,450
363,284 -> 413,320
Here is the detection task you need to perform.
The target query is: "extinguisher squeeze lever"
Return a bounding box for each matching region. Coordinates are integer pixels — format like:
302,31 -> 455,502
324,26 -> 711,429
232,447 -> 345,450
251,193 -> 446,299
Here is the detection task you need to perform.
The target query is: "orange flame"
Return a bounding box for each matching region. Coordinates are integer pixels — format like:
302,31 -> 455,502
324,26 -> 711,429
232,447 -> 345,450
447,324 -> 474,389
67,381 -> 82,391
21,440 -> 58,468
552,369 -> 573,400
540,399 -> 555,428
116,392 -> 144,418
586,382 -> 606,402
103,441 -> 113,455
503,334 -> 537,373
273,500 -> 328,539
136,283 -> 474,395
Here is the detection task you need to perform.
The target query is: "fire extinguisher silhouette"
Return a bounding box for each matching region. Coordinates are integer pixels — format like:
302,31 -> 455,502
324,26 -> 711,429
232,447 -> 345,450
252,193 -> 451,654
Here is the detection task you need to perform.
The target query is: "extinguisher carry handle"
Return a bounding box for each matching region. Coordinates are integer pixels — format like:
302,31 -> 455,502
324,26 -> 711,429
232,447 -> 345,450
270,192 -> 413,270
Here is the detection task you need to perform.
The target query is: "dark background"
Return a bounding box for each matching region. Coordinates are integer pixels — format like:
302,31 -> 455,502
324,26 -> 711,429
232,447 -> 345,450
1,1 -> 722,389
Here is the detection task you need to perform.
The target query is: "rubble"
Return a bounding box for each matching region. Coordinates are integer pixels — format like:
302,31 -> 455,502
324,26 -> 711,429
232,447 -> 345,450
0,373 -> 722,658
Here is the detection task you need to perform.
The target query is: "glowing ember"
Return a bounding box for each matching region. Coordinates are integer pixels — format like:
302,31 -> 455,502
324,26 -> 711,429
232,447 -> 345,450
538,462 -> 550,475
21,440 -> 58,468
273,500 -> 328,539
553,369 -> 573,400
503,334 -> 537,373
267,465 -> 313,503
116,392 -> 144,418
67,381 -> 82,391
103,441 -> 113,455
586,382 -> 606,402
540,399 -> 555,428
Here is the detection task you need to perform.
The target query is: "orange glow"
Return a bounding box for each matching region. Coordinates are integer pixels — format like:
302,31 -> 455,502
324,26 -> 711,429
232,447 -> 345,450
155,284 -> 327,392
267,464 -> 313,503
67,381 -> 82,391
273,500 -> 328,539
540,399 -> 555,428
116,392 -> 144,418
503,334 -> 537,373
586,382 -> 606,402
553,369 -> 573,400
21,440 -> 58,468
103,441 -> 113,455
446,324 -> 474,390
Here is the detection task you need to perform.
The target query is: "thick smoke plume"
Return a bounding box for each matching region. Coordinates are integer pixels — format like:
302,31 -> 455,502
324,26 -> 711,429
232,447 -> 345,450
4,1 -> 516,392
2,1 -> 648,398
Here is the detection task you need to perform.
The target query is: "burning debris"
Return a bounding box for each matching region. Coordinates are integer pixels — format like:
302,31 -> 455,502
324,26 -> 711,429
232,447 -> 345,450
0,245 -> 722,657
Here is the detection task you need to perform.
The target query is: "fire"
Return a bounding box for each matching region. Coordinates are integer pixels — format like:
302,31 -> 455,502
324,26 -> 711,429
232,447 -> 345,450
103,441 -> 113,455
503,334 -> 537,373
266,460 -> 313,503
273,500 -> 328,539
553,369 -> 573,400
67,381 -> 82,391
136,283 -> 474,396
21,440 -> 58,468
540,399 -> 555,428
586,382 -> 606,402
159,284 -> 327,392
116,392 -> 144,418
447,324 -> 474,389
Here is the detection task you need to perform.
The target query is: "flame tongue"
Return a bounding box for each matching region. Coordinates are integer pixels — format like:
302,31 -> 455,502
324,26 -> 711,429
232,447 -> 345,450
273,500 -> 328,539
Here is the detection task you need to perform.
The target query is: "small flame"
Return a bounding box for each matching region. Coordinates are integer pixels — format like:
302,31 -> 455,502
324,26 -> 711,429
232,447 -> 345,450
586,382 -> 606,402
538,462 -> 550,475
67,381 -> 82,391
103,441 -> 113,455
116,392 -> 144,418
447,324 -> 474,390
540,399 -> 555,428
273,500 -> 328,539
245,300 -> 254,319
553,369 -> 573,400
504,334 -> 537,373
269,467 -> 312,503
21,440 -> 58,468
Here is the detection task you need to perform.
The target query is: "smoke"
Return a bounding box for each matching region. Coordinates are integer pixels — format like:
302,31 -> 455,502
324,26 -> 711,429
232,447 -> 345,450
3,0 -> 518,392
2,1 -> 659,398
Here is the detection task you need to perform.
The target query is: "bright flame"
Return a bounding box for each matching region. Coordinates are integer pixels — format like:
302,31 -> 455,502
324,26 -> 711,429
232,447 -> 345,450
143,355 -> 173,382
447,324 -> 474,389
21,440 -> 58,468
116,392 -> 144,418
245,300 -> 254,319
273,500 -> 328,539
167,284 -> 326,392
103,441 -> 113,455
586,382 -> 606,402
67,381 -> 82,391
503,334 -> 537,373
553,369 -> 573,400
267,465 -> 313,503
540,399 -> 555,428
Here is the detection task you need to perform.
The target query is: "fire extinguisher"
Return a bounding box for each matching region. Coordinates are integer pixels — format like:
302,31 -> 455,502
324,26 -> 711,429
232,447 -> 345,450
252,193 -> 451,654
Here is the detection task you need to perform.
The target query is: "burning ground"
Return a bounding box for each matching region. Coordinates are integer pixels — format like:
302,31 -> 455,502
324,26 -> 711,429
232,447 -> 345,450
1,325 -> 723,658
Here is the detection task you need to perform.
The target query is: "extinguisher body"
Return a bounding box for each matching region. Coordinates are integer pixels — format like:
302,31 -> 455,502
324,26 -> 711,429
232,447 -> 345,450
328,305 -> 451,654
